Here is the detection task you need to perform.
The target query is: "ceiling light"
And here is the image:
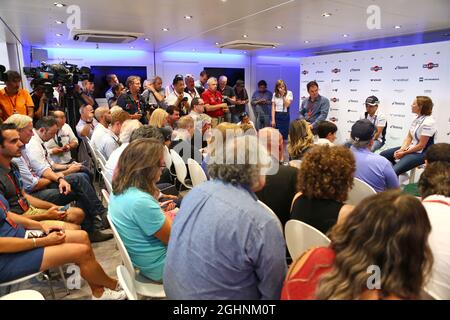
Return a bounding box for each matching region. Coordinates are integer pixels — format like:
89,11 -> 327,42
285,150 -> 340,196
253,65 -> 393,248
322,12 -> 332,17
242,34 -> 248,38
129,46 -> 134,49
55,20 -> 64,24
53,2 -> 66,7
343,34 -> 349,37
243,51 -> 247,54
304,40 -> 310,44
272,45 -> 276,49
162,28 -> 169,31
56,33 -> 63,37
394,25 -> 401,29
144,38 -> 150,41
184,15 -> 193,20
56,43 -> 61,47
276,25 -> 283,30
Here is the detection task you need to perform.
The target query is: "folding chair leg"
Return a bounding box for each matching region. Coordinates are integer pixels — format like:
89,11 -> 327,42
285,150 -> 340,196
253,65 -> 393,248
59,266 -> 70,296
43,272 -> 56,300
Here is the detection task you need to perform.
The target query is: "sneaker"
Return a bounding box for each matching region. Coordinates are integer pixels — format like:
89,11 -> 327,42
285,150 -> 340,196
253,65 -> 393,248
92,288 -> 126,300
101,214 -> 111,229
89,230 -> 113,243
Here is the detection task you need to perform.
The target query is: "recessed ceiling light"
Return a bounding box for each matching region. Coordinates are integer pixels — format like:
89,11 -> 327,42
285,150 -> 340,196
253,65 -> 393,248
276,25 -> 283,30
242,34 -> 248,38
343,34 -> 349,37
56,43 -> 61,46
243,51 -> 247,54
304,40 -> 310,44
272,45 -> 276,49
394,25 -> 401,29
322,12 -> 332,17
55,20 -> 64,24
192,49 -> 196,51
56,33 -> 63,37
129,46 -> 134,49
162,28 -> 169,31
215,42 -> 219,45
144,38 -> 150,41
184,15 -> 193,20
53,2 -> 66,7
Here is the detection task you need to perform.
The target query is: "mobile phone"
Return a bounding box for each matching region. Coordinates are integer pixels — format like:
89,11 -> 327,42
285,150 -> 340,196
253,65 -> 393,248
58,204 -> 70,212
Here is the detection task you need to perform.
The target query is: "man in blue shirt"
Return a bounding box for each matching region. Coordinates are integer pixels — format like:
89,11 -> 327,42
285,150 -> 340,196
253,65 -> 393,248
164,135 -> 287,300
299,81 -> 330,133
251,80 -> 273,130
350,119 -> 399,192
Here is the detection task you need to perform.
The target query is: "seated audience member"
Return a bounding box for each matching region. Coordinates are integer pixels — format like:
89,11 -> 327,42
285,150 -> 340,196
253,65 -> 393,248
108,83 -> 125,107
380,96 -> 436,175
76,104 -> 98,139
149,108 -> 169,129
288,119 -> 315,160
0,123 -> 80,230
164,135 -> 287,299
116,75 -> 147,123
360,96 -> 387,152
256,127 -> 298,227
0,194 -> 126,300
315,121 -> 337,146
109,138 -> 171,282
104,74 -> 119,106
91,106 -> 111,149
166,105 -> 181,129
0,70 -> 34,121
4,116 -> 111,242
350,119 -> 399,192
282,190 -> 432,300
403,143 -> 450,196
96,110 -> 129,160
419,161 -> 450,300
291,145 -> 355,234
142,76 -> 167,110
170,116 -> 202,164
44,111 -> 78,164
237,112 -> 256,130
104,120 -> 142,182
159,126 -> 173,148
165,75 -> 191,115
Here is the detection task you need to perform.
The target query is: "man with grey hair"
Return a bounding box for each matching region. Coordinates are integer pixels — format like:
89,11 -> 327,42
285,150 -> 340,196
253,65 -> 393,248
350,119 -> 399,192
91,106 -> 111,149
164,135 -> 287,299
76,104 -> 98,139
142,76 -> 167,110
201,77 -> 229,128
256,127 -> 298,228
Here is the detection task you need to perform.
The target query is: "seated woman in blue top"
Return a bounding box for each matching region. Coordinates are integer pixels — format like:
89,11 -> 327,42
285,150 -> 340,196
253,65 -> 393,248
109,138 -> 171,282
0,193 -> 125,300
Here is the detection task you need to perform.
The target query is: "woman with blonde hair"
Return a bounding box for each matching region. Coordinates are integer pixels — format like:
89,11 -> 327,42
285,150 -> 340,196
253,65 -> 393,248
149,108 -> 169,128
282,190 -> 433,300
271,79 -> 293,140
288,119 -> 315,160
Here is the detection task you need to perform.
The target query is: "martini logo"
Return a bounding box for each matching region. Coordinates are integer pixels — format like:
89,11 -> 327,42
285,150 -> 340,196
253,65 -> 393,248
395,66 -> 409,70
390,125 -> 403,130
316,70 -> 324,74
371,66 -> 383,72
370,79 -> 382,82
348,99 -> 359,103
347,120 -> 356,124
331,79 -> 340,83
302,70 -> 309,75
350,89 -> 358,92
329,117 -> 338,122
331,68 -> 341,73
420,77 -> 440,82
423,62 -> 439,69
393,78 -> 409,82
392,101 -> 406,106
331,97 -> 339,103
350,68 -> 360,72
349,79 -> 360,82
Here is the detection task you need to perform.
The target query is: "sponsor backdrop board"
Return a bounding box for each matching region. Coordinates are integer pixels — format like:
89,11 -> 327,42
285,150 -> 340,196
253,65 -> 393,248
299,41 -> 450,148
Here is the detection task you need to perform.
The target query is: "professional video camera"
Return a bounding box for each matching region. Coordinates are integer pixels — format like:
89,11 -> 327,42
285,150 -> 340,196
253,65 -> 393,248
0,65 -> 6,82
23,62 -> 93,97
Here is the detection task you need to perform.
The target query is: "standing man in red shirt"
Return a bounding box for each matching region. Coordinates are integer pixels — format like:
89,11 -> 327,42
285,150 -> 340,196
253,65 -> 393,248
201,77 -> 228,128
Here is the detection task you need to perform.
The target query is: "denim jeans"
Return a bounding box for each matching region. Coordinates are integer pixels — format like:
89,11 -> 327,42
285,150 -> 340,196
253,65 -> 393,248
31,172 -> 106,232
254,106 -> 271,130
371,140 -> 384,152
380,147 -> 425,175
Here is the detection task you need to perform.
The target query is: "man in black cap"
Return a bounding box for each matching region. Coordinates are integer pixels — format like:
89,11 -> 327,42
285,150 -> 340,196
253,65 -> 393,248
360,96 -> 387,152
350,119 -> 399,193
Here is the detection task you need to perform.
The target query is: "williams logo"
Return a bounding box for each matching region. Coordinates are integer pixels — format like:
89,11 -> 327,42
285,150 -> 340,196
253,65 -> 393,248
331,97 -> 339,103
371,66 -> 383,72
347,109 -> 358,113
390,125 -> 403,130
371,89 -> 380,92
392,102 -> 406,106
370,79 -> 382,82
349,79 -> 360,82
395,66 -> 409,70
350,89 -> 357,92
332,88 -> 338,92
331,68 -> 341,73
302,70 -> 309,75
393,78 -> 409,82
394,89 -> 405,93
348,99 -> 359,103
423,62 -> 439,69
350,68 -> 360,72
330,108 -> 339,112
390,114 -> 406,118
331,79 -> 340,83
419,77 -> 440,82
347,120 -> 356,124
329,117 -> 338,122
316,70 -> 324,74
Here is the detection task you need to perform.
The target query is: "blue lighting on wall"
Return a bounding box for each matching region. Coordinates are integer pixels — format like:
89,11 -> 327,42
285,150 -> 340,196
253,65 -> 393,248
161,51 -> 248,63
42,47 -> 148,60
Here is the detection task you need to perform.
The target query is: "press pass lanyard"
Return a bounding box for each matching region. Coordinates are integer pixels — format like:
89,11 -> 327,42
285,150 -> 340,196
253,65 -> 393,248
6,173 -> 30,212
0,199 -> 18,228
7,94 -> 18,114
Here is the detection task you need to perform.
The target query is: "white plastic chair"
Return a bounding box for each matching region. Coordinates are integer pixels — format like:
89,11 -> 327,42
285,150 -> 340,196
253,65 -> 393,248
107,215 -> 166,299
345,177 -> 377,206
101,189 -> 110,205
116,265 -> 138,300
101,171 -> 113,194
0,272 -> 55,299
95,149 -> 107,166
170,149 -> 192,190
0,290 -> 45,300
285,219 -> 331,261
187,158 -> 207,187
163,146 -> 174,174
257,200 -> 282,231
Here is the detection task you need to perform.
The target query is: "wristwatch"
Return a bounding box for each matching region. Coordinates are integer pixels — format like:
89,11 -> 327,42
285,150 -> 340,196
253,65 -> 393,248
57,176 -> 65,183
